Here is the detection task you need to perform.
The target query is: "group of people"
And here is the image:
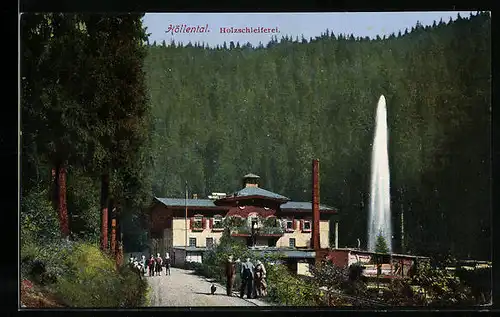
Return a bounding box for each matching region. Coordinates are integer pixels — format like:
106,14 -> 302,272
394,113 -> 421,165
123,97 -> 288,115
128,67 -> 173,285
225,256 -> 267,299
128,253 -> 171,277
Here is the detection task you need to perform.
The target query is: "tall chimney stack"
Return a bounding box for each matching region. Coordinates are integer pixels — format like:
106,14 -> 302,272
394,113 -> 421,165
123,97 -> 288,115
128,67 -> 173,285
312,159 -> 320,251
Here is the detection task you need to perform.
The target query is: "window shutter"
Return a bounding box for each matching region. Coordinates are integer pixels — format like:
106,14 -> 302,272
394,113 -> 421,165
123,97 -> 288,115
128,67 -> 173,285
300,219 -> 304,230
202,217 -> 206,229
209,218 -> 213,229
190,217 -> 194,229
292,218 -> 296,230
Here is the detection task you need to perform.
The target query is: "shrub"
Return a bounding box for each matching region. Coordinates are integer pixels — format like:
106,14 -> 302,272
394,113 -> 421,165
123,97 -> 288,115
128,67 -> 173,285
310,260 -> 349,292
117,264 -> 149,307
54,243 -> 122,307
409,261 -> 474,306
20,238 -> 77,285
21,187 -> 61,243
22,240 -> 148,308
386,278 -> 424,306
266,263 -> 317,306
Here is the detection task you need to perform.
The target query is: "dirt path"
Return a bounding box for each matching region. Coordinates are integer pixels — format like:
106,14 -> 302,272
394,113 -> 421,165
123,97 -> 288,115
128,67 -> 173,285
147,267 -> 271,306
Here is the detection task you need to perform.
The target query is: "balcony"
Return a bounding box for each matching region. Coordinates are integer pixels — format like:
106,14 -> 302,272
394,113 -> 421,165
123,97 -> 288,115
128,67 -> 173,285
230,226 -> 251,237
230,224 -> 284,237
258,226 -> 284,237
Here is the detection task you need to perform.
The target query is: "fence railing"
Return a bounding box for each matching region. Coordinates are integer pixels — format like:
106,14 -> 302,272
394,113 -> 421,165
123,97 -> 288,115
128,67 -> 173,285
230,226 -> 251,235
230,225 -> 284,236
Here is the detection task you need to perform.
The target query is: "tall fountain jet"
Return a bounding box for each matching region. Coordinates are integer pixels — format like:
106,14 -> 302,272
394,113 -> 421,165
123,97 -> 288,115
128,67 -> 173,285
368,95 -> 392,253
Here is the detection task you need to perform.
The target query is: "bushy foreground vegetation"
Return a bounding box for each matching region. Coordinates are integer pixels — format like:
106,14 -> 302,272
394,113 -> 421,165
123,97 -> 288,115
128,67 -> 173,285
21,235 -> 149,307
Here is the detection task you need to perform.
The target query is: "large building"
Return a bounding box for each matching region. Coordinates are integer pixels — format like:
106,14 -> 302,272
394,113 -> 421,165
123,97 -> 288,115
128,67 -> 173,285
148,173 -> 339,274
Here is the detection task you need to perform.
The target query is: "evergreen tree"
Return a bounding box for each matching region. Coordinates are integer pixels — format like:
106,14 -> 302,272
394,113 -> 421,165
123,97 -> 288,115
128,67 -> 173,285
21,13 -> 153,252
375,232 -> 389,254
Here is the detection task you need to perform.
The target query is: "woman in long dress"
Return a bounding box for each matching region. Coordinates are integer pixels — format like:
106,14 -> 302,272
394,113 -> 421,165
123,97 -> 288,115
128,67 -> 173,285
253,260 -> 267,298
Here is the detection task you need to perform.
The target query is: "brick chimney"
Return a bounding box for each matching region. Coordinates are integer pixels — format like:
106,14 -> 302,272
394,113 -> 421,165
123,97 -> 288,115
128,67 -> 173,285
312,159 -> 320,251
243,173 -> 260,188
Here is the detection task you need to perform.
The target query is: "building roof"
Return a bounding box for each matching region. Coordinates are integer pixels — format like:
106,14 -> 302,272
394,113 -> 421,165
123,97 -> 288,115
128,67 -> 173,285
281,201 -> 335,211
234,186 -> 290,201
250,248 -> 316,259
155,196 -> 337,214
173,246 -> 208,252
243,173 -> 261,179
226,206 -> 276,218
154,197 -> 217,208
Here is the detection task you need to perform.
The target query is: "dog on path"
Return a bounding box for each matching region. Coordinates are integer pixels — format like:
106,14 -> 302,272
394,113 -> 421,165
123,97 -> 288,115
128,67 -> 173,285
210,284 -> 217,295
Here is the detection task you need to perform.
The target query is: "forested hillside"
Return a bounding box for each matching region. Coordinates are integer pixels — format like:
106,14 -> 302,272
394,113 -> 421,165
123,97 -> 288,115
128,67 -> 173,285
144,12 -> 491,260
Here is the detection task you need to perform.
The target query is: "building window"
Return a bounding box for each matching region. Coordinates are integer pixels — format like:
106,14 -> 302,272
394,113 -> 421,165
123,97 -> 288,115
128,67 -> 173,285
289,238 -> 296,248
189,237 -> 196,247
286,219 -> 294,232
191,215 -> 204,231
212,215 -> 224,230
206,237 -> 214,248
303,220 -> 311,232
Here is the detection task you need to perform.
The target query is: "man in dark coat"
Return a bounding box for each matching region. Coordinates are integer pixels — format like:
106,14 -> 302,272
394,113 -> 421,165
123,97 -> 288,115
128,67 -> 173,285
225,255 -> 236,296
239,258 -> 255,299
164,253 -> 171,276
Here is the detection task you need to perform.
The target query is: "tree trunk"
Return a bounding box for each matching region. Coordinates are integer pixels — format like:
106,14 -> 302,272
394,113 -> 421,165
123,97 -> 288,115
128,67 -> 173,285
116,241 -> 123,268
54,165 -> 70,238
50,168 -> 57,205
100,174 -> 110,251
111,218 -> 116,256
110,198 -> 116,256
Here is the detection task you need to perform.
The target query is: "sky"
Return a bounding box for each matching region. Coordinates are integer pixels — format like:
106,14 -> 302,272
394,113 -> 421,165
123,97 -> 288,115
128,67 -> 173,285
143,11 -> 477,47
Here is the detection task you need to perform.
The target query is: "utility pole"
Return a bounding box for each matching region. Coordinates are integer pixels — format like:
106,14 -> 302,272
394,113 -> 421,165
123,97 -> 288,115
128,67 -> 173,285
185,181 -> 188,250
400,187 -> 405,254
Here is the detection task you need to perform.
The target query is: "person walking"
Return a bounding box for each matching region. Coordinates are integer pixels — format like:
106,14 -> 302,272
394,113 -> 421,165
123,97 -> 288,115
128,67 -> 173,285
140,255 -> 147,276
148,255 -> 155,277
225,255 -> 236,296
239,257 -> 255,299
253,260 -> 267,298
155,253 -> 163,276
164,253 -> 171,276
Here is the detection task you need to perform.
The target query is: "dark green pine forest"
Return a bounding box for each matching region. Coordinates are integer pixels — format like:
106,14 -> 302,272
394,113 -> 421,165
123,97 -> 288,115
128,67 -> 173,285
145,12 -> 491,260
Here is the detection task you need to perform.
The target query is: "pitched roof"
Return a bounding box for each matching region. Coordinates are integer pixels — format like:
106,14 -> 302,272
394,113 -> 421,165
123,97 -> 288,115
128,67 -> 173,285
253,248 -> 316,258
235,186 -> 290,201
243,173 -> 261,178
281,201 -> 335,211
226,206 -> 276,218
154,197 -> 217,208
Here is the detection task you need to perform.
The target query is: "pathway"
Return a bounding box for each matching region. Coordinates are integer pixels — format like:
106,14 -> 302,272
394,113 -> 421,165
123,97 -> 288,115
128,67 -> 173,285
147,267 -> 271,306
